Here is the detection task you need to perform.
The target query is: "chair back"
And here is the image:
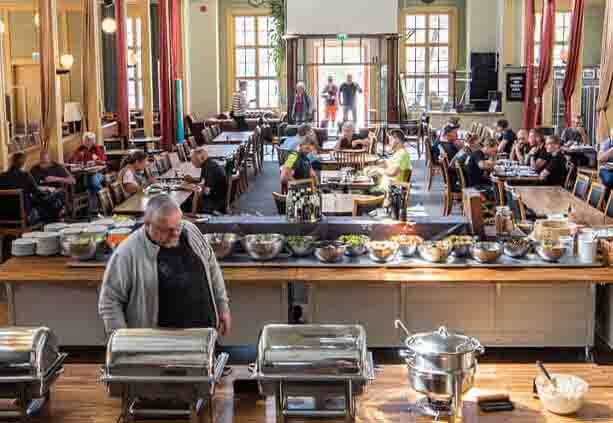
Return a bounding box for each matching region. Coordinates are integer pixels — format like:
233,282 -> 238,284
587,182 -> 606,210
334,149 -> 367,170
272,192 -> 287,215
352,195 -> 385,217
439,156 -> 451,188
160,152 -> 172,173
0,189 -> 28,228
572,174 -> 591,200
96,188 -> 115,216
424,135 -> 434,167
455,160 -> 467,190
288,178 -> 317,191
176,143 -> 188,162
605,192 -> 613,218
109,182 -> 126,205
564,163 -> 577,191
504,183 -> 526,223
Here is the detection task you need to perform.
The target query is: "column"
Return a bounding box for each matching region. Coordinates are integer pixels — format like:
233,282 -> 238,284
83,0 -> 104,144
386,35 -> 399,123
0,15 -> 9,171
285,36 -> 298,119
139,1 -> 155,137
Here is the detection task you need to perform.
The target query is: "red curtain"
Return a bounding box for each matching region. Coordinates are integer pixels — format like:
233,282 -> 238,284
562,0 -> 584,128
596,0 -> 613,141
115,0 -> 129,138
535,0 -> 556,126
159,0 -> 181,151
523,0 -> 536,129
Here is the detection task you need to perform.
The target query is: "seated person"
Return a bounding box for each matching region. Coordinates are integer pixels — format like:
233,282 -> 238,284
30,149 -> 76,188
526,128 -> 549,171
598,128 -> 613,189
367,129 -> 412,194
69,132 -> 107,209
539,135 -> 568,186
464,138 -> 498,196
510,129 -> 530,163
280,139 -> 318,191
118,150 -> 156,195
335,121 -> 372,151
436,125 -> 460,162
281,123 -> 310,151
561,114 -> 589,146
0,153 -> 65,224
495,119 -> 517,155
185,147 -> 227,214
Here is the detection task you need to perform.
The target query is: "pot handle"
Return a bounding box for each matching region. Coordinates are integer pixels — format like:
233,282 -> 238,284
394,319 -> 411,339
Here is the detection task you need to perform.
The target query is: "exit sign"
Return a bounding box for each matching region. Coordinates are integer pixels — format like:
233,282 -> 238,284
336,33 -> 348,41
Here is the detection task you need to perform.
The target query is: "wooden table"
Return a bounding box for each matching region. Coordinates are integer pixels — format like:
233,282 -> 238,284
199,144 -> 240,159
8,363 -> 613,423
320,170 -> 376,191
512,186 -> 609,226
161,162 -> 201,180
113,190 -> 193,215
318,153 -> 380,171
104,149 -> 131,159
129,137 -> 161,153
322,193 -> 377,216
212,131 -> 252,144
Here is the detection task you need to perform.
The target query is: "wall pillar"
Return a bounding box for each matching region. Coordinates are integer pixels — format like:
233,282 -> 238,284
285,36 -> 298,121
386,35 -> 399,123
138,1 -> 155,137
0,19 -> 9,171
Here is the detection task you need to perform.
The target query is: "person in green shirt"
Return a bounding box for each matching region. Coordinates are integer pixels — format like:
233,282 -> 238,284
367,129 -> 412,194
280,138 -> 318,191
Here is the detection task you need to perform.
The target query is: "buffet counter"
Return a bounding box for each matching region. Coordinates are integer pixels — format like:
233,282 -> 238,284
1,216 -> 612,352
17,363 -> 613,423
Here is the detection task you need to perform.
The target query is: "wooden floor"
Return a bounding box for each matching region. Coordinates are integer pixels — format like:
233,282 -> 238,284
17,363 -> 613,422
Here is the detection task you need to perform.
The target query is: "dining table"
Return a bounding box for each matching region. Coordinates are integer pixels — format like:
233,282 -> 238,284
511,185 -> 609,226
212,131 -> 252,144
129,137 -> 162,154
200,144 -> 240,159
321,193 -> 377,216
113,189 -> 193,215
319,170 -> 377,191
317,153 -> 381,171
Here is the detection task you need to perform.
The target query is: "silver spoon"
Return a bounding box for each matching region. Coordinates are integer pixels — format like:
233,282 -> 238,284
537,360 -> 557,388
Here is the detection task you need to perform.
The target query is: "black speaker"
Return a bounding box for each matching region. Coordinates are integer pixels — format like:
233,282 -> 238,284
469,53 -> 498,111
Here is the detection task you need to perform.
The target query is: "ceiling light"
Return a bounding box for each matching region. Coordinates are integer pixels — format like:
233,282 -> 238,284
57,54 -> 74,75
34,13 -> 40,27
0,21 -> 5,34
102,17 -> 117,34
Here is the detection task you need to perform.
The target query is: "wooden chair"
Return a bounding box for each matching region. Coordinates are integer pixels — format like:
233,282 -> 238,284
176,143 -> 188,162
288,178 -> 317,191
440,156 -> 463,216
352,195 -> 386,217
586,182 -> 606,210
66,183 -> 90,219
108,182 -> 126,206
0,189 -> 44,236
160,152 -> 172,173
334,149 -> 367,170
424,135 -> 442,191
272,192 -> 287,215
504,183 -> 527,224
96,188 -> 115,216
245,135 -> 261,176
578,167 -> 600,183
572,174 -> 591,200
224,171 -> 241,214
605,192 -> 613,218
564,164 -> 577,192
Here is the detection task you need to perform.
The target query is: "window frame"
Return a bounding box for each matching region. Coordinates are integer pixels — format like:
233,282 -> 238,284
534,11 -> 572,67
126,15 -> 144,111
226,8 -> 279,111
400,6 -> 457,111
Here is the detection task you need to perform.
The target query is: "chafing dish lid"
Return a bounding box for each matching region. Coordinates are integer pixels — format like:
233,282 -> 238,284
404,326 -> 482,355
106,328 -> 217,368
0,327 -> 60,373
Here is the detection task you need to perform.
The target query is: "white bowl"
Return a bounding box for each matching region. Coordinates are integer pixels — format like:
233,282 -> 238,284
535,373 -> 589,415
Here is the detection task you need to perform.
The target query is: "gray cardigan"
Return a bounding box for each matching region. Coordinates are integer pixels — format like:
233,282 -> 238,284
98,220 -> 229,334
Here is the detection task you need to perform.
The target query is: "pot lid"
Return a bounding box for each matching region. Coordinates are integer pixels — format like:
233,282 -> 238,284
406,326 -> 480,354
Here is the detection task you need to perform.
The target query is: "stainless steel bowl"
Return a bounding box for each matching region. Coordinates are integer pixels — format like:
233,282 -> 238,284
503,239 -> 532,258
69,235 -> 97,261
367,241 -> 399,263
470,242 -> 502,263
392,235 -> 423,257
536,243 -> 566,262
315,241 -> 346,263
418,242 -> 452,263
338,235 -> 369,257
286,235 -> 317,257
205,233 -> 239,260
242,234 -> 285,261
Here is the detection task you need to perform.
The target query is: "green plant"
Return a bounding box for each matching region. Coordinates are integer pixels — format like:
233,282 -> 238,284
248,0 -> 286,78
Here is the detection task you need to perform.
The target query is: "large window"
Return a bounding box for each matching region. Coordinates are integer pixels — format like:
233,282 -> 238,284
232,15 -> 279,109
534,12 -> 571,66
126,16 -> 143,110
403,11 -> 453,109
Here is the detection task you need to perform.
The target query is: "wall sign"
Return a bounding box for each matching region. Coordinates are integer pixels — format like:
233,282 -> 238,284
506,72 -> 526,102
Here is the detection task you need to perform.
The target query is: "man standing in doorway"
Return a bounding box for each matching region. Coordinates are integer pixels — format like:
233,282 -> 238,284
321,76 -> 338,129
339,73 -> 362,124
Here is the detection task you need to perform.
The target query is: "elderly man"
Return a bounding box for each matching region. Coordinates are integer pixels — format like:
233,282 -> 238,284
30,149 -> 76,188
339,73 -> 362,123
69,132 -> 106,211
185,146 -> 227,214
291,82 -> 313,124
561,114 -> 589,146
99,195 -> 231,334
335,121 -> 373,151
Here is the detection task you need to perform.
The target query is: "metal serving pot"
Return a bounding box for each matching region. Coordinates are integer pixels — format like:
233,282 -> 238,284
407,362 -> 477,400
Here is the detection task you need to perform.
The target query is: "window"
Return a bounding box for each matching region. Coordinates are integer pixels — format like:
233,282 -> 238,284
126,16 -> 143,110
232,15 -> 279,109
534,12 -> 571,67
403,12 -> 453,109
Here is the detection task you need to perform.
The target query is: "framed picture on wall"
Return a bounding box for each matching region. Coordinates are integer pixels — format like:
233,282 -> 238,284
582,69 -> 596,80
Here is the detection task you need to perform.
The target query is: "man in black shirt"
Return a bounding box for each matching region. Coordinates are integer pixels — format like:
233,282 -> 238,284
339,73 -> 363,123
465,138 -> 498,191
335,121 -> 372,151
186,147 -> 227,214
526,128 -> 549,171
540,135 -> 568,186
437,125 -> 460,161
30,150 -> 76,188
496,119 -> 517,155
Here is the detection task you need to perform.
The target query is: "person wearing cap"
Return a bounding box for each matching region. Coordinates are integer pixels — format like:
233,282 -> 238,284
495,119 -> 517,155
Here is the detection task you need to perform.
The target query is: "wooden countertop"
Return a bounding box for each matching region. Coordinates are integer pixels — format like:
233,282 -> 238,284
2,257 -> 613,285
21,363 -> 613,422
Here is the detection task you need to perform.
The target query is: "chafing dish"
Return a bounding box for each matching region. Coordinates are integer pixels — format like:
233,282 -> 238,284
254,324 -> 374,422
0,327 -> 67,418
101,328 -> 228,423
470,242 -> 502,263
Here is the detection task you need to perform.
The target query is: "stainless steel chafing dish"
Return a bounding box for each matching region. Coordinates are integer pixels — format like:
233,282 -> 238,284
254,324 -> 374,422
0,327 -> 67,418
100,328 -> 228,423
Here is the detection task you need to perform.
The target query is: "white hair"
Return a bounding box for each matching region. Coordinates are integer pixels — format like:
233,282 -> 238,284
82,132 -> 96,142
342,121 -> 354,131
296,82 -> 305,89
144,194 -> 182,221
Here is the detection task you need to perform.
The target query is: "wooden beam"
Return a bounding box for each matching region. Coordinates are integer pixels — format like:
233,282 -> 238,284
0,21 -> 9,171
83,0 -> 104,145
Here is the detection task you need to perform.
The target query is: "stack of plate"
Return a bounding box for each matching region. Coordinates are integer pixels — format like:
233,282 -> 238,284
59,227 -> 84,256
22,231 -> 47,239
34,232 -> 61,256
11,238 -> 36,256
91,218 -> 116,229
44,222 -> 70,233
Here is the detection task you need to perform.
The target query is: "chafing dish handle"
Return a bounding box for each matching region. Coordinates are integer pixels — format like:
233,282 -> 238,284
213,352 -> 229,383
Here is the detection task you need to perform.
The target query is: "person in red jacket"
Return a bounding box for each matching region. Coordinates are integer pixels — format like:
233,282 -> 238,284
69,132 -> 107,211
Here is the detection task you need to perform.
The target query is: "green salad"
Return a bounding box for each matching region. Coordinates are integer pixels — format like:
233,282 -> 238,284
338,234 -> 370,247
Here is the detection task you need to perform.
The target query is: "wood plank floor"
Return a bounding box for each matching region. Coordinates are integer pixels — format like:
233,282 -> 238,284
19,363 -> 613,423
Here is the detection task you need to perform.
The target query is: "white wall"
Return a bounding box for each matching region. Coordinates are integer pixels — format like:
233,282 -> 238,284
186,0 -> 220,116
466,0 -> 499,65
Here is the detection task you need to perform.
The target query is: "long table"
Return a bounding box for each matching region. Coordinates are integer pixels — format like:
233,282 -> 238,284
113,189 -> 193,215
212,131 -> 252,144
